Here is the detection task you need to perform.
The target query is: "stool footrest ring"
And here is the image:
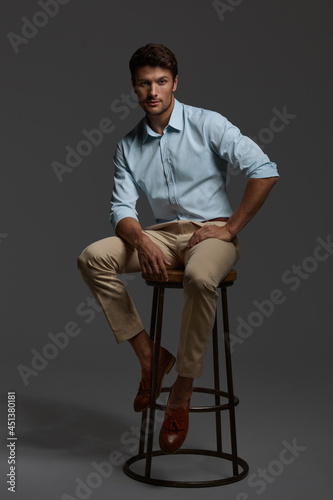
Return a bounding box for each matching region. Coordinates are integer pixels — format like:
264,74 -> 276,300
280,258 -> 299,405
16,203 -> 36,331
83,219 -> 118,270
155,386 -> 239,413
123,449 -> 249,488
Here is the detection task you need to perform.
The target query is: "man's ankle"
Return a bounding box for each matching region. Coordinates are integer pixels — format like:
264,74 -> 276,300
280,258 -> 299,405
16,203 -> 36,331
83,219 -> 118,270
128,329 -> 154,370
169,377 -> 193,406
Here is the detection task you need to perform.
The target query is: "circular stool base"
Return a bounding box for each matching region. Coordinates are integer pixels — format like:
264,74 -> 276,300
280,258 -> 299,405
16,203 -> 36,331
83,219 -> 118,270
123,449 -> 249,488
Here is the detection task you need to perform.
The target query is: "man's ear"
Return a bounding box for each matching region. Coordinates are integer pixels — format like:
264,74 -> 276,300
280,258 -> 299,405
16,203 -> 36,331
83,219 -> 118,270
172,75 -> 178,92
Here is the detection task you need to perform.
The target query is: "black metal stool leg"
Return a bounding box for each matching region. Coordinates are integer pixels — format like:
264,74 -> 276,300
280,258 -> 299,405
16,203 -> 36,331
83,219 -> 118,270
138,287 -> 159,455
145,286 -> 165,478
221,287 -> 239,476
138,410 -> 148,456
149,287 -> 159,343
212,313 -> 223,454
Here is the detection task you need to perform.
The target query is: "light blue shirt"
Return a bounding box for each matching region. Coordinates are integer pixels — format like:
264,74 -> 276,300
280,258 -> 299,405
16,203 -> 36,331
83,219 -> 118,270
110,99 -> 278,228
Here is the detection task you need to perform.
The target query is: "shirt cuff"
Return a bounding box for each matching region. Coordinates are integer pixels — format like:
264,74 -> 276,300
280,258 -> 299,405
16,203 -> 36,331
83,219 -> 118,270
110,208 -> 139,231
246,161 -> 279,179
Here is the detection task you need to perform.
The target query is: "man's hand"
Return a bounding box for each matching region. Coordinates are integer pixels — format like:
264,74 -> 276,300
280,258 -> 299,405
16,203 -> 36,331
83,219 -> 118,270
136,233 -> 171,281
187,224 -> 234,249
116,217 -> 171,281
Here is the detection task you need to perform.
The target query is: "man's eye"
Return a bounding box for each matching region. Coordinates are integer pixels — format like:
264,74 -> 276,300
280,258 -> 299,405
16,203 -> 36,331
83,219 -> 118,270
159,80 -> 166,85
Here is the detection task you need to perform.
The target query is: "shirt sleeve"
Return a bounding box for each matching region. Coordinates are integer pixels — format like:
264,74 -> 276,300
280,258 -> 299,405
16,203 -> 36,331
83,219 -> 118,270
109,142 -> 141,230
207,111 -> 279,179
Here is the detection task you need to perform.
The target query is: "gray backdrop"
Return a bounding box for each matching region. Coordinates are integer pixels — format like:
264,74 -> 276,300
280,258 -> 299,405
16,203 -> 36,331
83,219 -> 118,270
1,1 -> 332,499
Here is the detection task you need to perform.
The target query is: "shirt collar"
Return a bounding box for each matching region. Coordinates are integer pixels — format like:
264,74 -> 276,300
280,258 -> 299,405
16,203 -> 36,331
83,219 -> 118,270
142,99 -> 183,143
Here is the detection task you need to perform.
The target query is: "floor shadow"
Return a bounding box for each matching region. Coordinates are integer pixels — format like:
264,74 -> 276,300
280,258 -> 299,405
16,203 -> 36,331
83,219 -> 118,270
15,393 -> 143,460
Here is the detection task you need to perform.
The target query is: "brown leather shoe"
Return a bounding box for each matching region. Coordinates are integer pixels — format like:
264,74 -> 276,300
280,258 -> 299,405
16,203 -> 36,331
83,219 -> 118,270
133,346 -> 175,412
159,393 -> 191,454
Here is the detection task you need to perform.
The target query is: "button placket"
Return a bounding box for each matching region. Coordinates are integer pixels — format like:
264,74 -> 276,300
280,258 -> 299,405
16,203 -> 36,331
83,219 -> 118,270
160,134 -> 177,206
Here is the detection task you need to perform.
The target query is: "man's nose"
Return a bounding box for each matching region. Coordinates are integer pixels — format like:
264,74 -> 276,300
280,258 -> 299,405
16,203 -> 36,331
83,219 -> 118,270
149,83 -> 158,96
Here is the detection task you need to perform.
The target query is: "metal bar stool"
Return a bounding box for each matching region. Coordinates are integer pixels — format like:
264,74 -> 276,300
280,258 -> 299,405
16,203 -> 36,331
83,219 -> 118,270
123,269 -> 249,487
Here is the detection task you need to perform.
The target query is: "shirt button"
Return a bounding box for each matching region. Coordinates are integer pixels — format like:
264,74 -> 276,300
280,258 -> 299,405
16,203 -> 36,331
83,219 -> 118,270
171,198 -> 176,203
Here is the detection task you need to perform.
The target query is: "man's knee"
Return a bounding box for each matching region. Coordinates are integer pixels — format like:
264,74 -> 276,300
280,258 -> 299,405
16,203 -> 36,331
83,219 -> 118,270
77,245 -> 93,276
77,242 -> 110,276
183,267 -> 217,292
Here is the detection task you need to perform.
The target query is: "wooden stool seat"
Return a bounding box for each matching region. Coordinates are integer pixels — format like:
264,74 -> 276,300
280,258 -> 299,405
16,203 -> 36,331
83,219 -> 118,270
143,268 -> 237,285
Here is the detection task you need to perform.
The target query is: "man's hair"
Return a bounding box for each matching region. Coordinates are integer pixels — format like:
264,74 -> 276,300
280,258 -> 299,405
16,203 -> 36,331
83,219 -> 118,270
129,43 -> 178,82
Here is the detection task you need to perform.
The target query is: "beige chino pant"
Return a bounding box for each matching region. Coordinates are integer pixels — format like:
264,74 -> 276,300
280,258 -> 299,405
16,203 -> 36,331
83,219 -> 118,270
77,220 -> 240,378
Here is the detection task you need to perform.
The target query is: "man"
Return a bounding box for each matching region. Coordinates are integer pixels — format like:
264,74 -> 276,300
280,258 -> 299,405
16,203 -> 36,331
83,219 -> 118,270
78,43 -> 279,454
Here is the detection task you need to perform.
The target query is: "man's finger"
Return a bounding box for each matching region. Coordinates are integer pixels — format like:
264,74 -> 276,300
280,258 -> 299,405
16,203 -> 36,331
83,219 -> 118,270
144,262 -> 153,276
151,260 -> 162,277
160,266 -> 169,281
188,234 -> 202,248
163,257 -> 171,266
156,259 -> 168,281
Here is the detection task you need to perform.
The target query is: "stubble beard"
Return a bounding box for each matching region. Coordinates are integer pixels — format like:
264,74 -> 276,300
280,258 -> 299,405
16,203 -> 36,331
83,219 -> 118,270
144,94 -> 173,117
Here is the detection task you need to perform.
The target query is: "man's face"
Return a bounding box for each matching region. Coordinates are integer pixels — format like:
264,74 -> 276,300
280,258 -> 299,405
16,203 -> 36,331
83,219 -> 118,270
132,65 -> 178,117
